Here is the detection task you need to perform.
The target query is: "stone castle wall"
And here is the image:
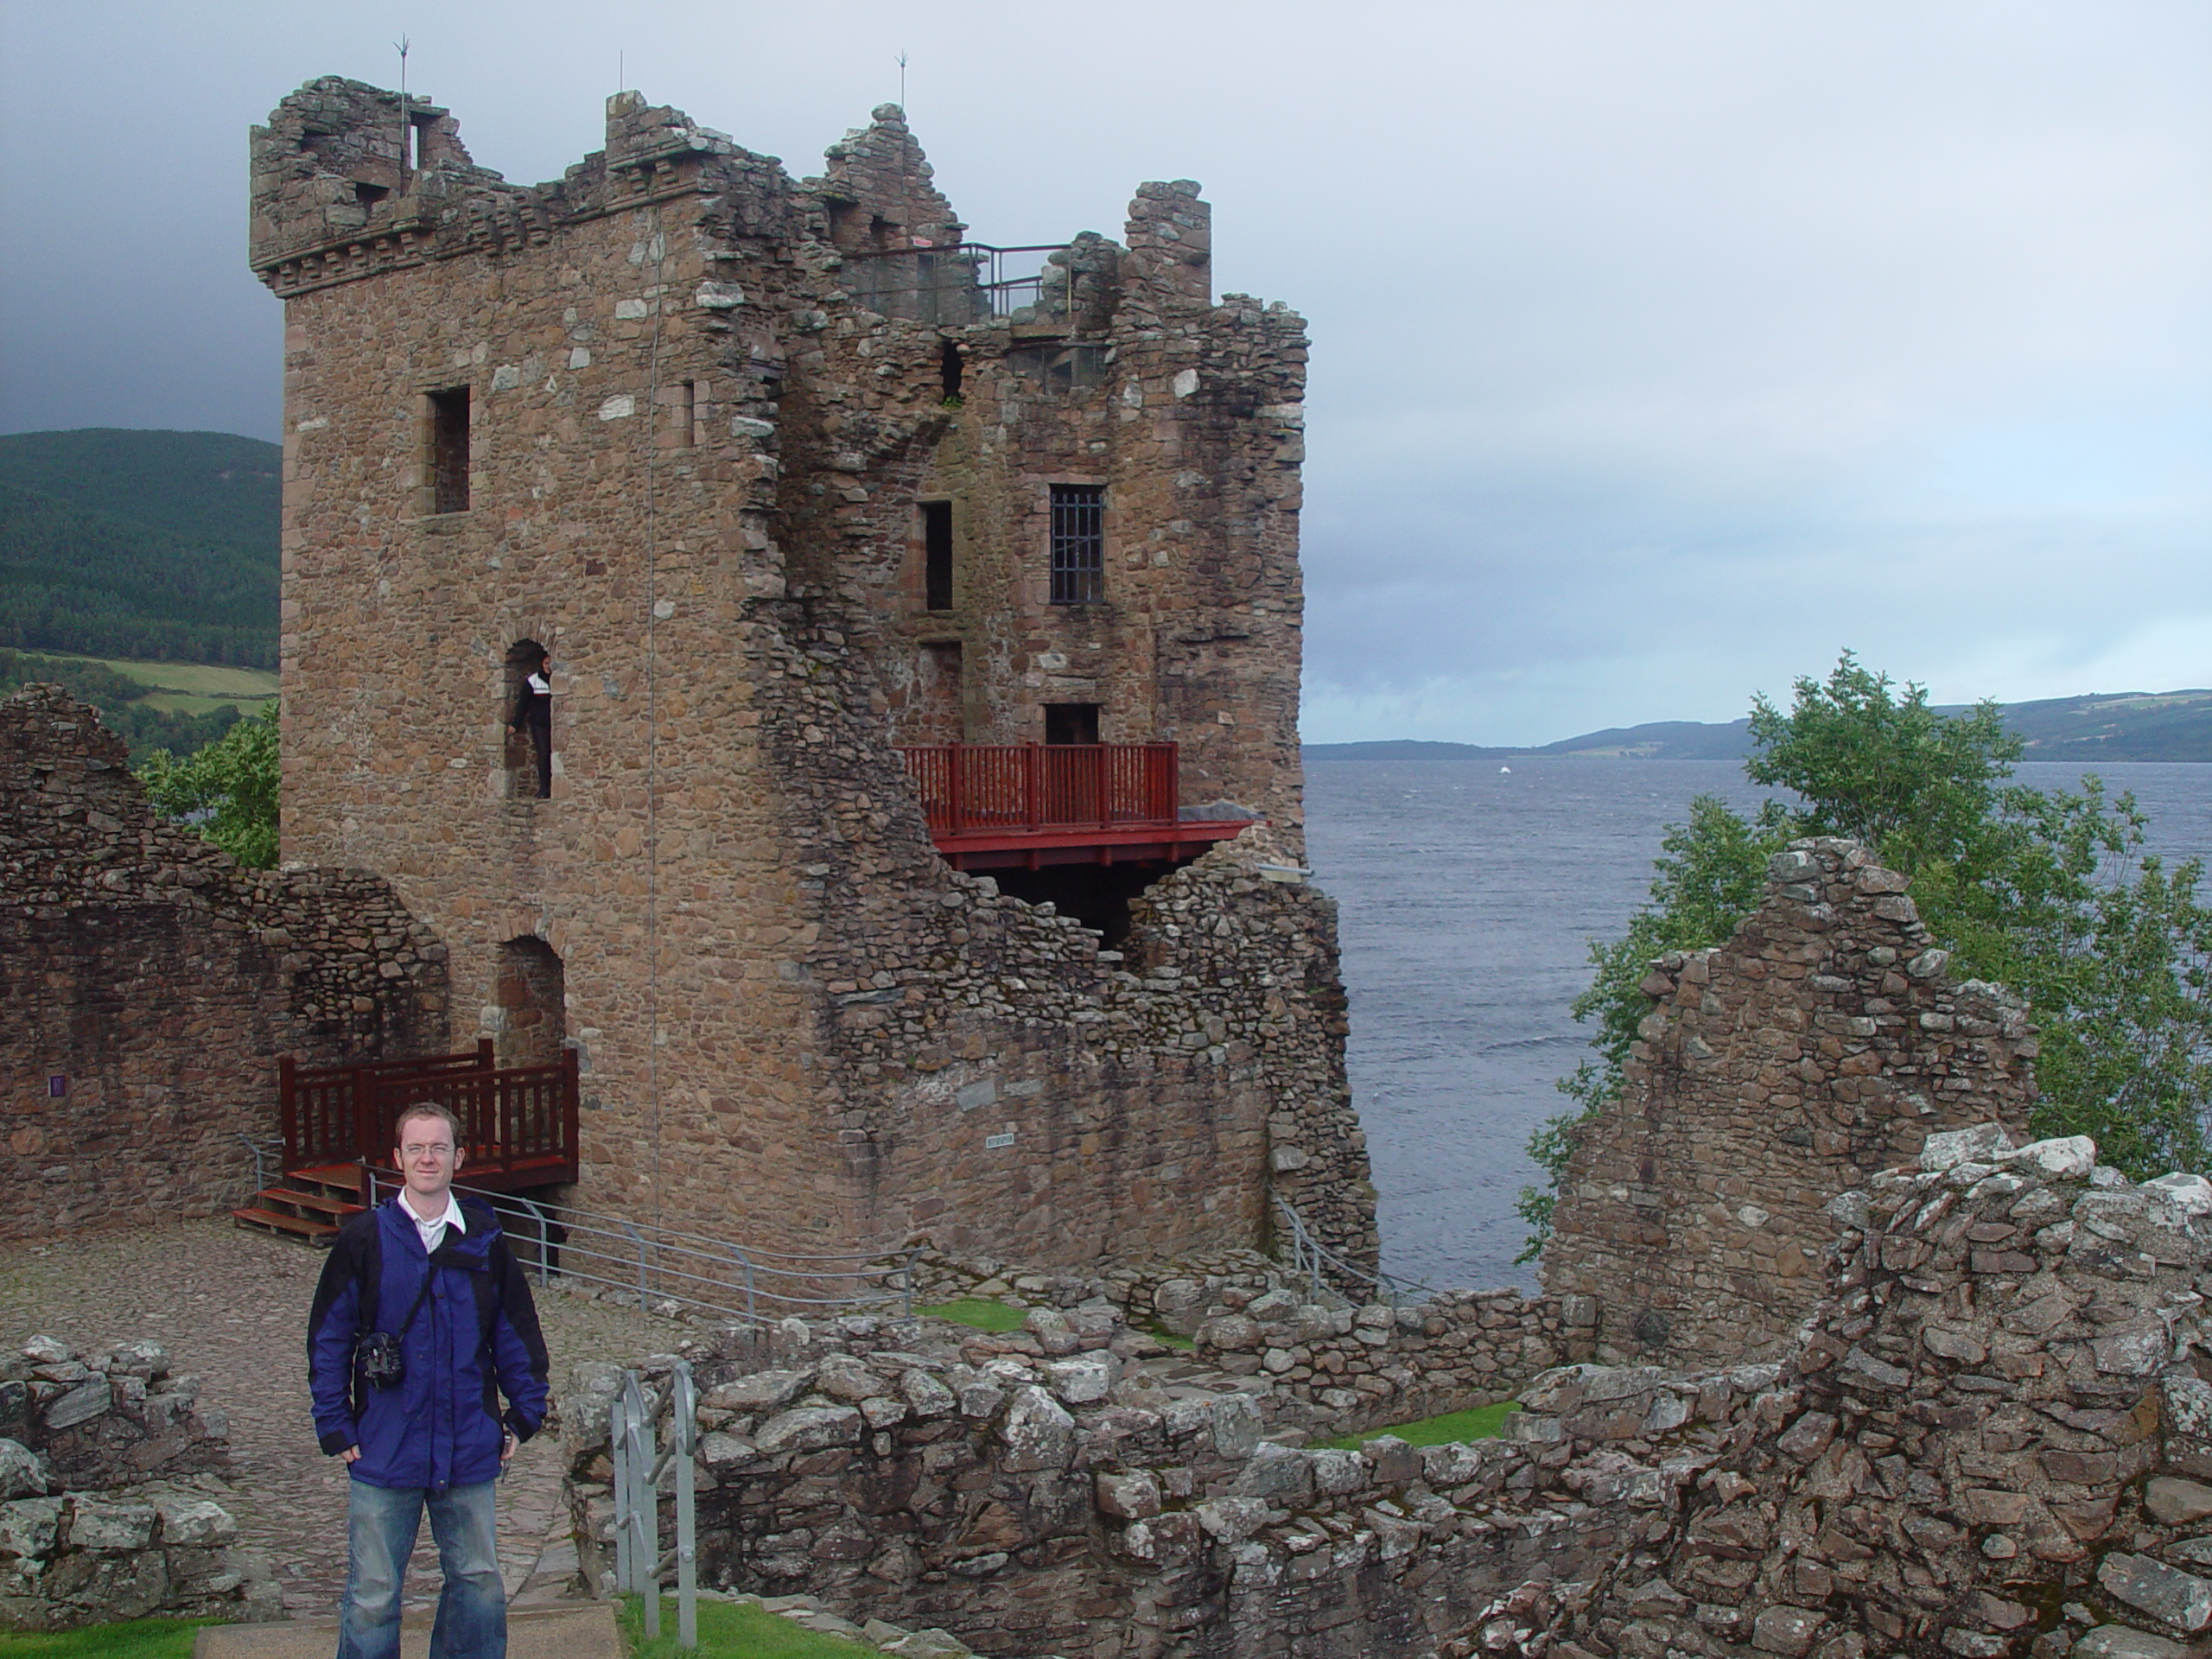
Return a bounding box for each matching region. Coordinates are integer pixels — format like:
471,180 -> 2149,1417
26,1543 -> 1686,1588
563,1126 -> 2212,1659
0,687 -> 446,1236
1541,838 -> 2037,1369
250,78 -> 1370,1270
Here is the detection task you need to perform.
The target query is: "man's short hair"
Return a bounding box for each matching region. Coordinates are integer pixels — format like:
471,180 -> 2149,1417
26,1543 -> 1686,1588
393,1101 -> 463,1147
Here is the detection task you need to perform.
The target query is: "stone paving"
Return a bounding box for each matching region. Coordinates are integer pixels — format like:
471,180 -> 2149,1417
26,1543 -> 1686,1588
0,1218 -> 658,1619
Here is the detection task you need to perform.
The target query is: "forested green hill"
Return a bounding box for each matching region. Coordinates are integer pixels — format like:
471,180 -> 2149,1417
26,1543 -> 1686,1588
0,429 -> 279,666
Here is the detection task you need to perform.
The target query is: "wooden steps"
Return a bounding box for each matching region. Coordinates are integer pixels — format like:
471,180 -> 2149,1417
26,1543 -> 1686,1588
230,1165 -> 367,1247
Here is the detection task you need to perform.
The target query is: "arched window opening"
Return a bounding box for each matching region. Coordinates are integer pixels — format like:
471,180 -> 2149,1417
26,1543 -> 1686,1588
493,937 -> 566,1070
504,639 -> 551,799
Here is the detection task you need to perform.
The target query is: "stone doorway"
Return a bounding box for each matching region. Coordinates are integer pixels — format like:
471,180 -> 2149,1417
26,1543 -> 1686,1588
493,937 -> 565,1069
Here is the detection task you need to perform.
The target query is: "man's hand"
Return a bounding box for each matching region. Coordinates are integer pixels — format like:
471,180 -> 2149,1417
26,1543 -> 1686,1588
340,1446 -> 361,1464
501,1431 -> 518,1468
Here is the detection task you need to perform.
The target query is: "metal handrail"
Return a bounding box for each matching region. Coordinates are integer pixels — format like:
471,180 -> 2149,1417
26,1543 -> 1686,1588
359,1171 -> 920,1327
1272,1191 -> 1434,1309
236,1133 -> 283,1202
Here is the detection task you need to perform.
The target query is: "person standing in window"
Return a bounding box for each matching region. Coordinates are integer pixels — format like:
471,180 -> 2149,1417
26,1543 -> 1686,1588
508,649 -> 552,798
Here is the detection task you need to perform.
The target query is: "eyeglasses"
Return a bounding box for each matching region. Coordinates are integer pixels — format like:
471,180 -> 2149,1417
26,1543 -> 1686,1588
400,1143 -> 455,1160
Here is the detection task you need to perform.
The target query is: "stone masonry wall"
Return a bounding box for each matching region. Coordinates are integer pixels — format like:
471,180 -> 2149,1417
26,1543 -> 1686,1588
1542,838 -> 2037,1370
1489,1124 -> 2212,1659
0,1333 -> 276,1630
250,77 -> 1369,1272
0,687 -> 447,1236
565,1124 -> 2212,1659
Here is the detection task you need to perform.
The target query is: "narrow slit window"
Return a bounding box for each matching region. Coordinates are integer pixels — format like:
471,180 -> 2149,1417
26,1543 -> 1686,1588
429,386 -> 470,513
922,501 -> 954,611
939,339 -> 963,402
1049,485 -> 1104,606
679,379 -> 698,448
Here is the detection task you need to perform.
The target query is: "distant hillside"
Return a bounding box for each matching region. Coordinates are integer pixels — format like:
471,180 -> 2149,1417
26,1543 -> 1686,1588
1310,690 -> 2212,765
0,429 -> 279,667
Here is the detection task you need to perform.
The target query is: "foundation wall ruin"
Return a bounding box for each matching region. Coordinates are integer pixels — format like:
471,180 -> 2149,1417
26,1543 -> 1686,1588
1541,838 -> 2037,1369
250,78 -> 1369,1269
566,1127 -> 2212,1659
0,687 -> 446,1238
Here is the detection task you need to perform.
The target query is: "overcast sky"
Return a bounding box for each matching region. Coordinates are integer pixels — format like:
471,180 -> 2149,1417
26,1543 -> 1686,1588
4,2 -> 2205,743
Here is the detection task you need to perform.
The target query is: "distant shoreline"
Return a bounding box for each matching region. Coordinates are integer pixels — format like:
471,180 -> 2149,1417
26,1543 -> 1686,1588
1304,690 -> 2212,766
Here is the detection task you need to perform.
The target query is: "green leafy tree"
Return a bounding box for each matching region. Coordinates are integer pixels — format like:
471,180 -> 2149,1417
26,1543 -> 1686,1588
1518,653 -> 2212,1258
137,708 -> 280,868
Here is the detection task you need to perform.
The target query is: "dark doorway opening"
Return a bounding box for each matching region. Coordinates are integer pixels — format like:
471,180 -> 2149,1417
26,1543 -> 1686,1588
505,639 -> 551,799
922,501 -> 954,611
939,339 -> 963,402
493,937 -> 565,1069
1044,702 -> 1099,746
993,861 -> 1174,949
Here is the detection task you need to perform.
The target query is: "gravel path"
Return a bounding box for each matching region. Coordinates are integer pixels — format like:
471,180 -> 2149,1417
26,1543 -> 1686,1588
0,1218 -> 659,1619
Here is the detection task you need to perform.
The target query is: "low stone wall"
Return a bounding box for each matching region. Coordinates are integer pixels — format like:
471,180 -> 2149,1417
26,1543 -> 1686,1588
0,686 -> 448,1236
2,1334 -> 229,1491
560,1302 -> 1745,1656
1483,1124 -> 2212,1659
0,1335 -> 276,1630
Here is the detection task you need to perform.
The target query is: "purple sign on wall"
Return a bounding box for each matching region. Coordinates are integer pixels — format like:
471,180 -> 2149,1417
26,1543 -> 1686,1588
48,1077 -> 67,1098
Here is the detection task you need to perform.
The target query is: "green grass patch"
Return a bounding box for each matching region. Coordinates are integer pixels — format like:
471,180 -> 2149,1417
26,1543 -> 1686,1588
1313,1402 -> 1519,1451
916,1298 -> 1027,1333
55,656 -> 278,700
1146,1324 -> 1195,1351
620,1595 -> 875,1657
0,1617 -> 216,1659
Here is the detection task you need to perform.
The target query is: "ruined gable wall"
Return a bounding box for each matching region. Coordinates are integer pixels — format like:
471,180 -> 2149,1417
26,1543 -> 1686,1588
0,688 -> 443,1238
1541,838 -> 2037,1370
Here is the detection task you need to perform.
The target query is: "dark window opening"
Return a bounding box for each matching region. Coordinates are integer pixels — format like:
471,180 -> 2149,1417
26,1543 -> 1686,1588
1044,702 -> 1099,746
429,386 -> 470,513
493,937 -> 566,1069
1050,485 -> 1104,605
505,639 -> 551,799
991,863 -> 1173,950
679,379 -> 697,448
940,339 -> 963,402
354,181 -> 390,207
1012,343 -> 1107,395
922,501 -> 954,611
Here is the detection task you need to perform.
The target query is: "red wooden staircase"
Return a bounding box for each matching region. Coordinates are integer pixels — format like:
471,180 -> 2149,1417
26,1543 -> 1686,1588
233,1043 -> 581,1245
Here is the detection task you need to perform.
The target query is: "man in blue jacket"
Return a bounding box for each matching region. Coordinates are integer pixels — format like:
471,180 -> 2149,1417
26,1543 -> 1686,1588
308,1101 -> 551,1659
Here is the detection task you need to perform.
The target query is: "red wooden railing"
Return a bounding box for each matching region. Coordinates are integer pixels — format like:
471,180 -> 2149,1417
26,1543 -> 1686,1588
897,742 -> 1179,835
277,1042 -> 579,1190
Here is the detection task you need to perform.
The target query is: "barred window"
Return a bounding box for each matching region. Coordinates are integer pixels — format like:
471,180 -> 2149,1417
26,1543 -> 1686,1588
1050,485 -> 1104,605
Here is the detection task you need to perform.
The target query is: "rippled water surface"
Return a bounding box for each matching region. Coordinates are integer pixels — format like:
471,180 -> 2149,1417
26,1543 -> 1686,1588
1301,757 -> 2212,1294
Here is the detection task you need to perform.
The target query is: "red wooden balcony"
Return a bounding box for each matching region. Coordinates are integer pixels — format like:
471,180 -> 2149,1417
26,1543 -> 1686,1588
896,741 -> 1252,871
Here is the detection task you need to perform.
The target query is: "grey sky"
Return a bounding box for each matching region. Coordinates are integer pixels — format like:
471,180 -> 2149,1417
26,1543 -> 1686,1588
5,2 -> 2205,743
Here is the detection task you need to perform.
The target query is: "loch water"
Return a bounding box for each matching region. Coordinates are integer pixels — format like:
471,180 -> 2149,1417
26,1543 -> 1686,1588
1300,756 -> 2212,1296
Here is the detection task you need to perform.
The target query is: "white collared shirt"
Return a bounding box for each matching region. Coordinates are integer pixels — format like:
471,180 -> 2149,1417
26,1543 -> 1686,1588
401,1189 -> 467,1257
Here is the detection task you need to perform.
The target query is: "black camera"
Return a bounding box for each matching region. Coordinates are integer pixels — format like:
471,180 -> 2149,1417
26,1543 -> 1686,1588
358,1332 -> 405,1389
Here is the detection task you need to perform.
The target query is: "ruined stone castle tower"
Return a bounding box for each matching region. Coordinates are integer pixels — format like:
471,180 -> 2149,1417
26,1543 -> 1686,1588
248,79 -> 1373,1268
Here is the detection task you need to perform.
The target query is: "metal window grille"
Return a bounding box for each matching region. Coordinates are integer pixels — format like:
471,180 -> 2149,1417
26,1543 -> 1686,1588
1050,486 -> 1104,605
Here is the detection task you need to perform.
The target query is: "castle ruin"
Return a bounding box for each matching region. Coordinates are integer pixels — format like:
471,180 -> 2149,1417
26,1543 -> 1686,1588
245,79 -> 1374,1269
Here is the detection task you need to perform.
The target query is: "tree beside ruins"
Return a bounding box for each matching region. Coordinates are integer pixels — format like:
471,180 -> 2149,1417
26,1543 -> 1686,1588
1520,652 -> 2212,1256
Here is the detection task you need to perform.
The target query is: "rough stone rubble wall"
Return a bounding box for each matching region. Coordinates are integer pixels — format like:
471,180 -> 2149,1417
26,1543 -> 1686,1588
0,687 -> 447,1236
249,76 -> 1370,1273
0,1333 -> 276,1630
563,1127 -> 2212,1659
1487,1126 -> 2212,1659
1542,838 -> 2037,1369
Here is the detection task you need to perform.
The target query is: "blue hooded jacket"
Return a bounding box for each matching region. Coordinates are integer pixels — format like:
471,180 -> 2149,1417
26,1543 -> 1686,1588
307,1196 -> 550,1491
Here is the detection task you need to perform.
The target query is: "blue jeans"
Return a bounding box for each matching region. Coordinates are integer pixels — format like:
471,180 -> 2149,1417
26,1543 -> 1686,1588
339,1478 -> 505,1659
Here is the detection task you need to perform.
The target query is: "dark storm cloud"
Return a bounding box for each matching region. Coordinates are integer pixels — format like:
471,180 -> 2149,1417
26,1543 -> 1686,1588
4,2 -> 2205,741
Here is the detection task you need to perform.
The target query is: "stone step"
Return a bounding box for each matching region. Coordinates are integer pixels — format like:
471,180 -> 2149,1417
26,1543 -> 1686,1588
194,1601 -> 620,1659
